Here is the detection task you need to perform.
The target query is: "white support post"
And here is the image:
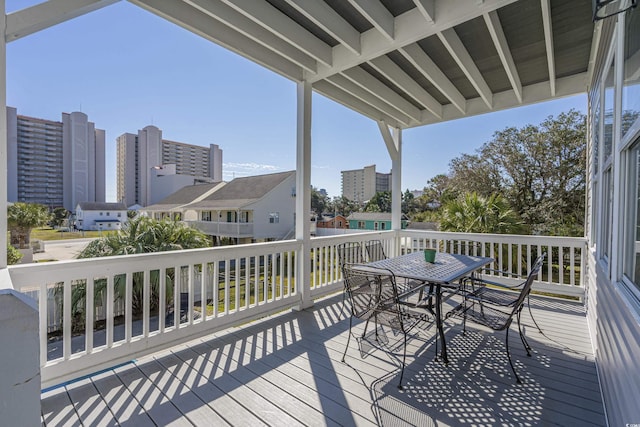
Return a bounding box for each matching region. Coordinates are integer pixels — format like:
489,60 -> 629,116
295,81 -> 313,309
1,0 -> 7,268
378,121 -> 403,256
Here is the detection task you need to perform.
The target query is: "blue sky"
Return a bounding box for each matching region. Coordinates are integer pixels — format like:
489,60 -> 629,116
7,1 -> 587,201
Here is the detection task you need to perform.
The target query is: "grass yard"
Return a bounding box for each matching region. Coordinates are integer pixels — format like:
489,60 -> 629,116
30,227 -> 116,241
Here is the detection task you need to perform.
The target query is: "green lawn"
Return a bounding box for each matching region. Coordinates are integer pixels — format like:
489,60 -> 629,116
29,227 -> 116,241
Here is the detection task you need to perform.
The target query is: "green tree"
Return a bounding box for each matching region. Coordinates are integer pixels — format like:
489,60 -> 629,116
365,191 -> 392,212
51,207 -> 70,228
310,186 -> 329,217
422,174 -> 459,207
66,217 -> 211,322
7,243 -> 23,265
402,189 -> 415,215
8,202 -> 52,248
332,196 -> 359,217
443,110 -> 586,236
439,192 -> 524,234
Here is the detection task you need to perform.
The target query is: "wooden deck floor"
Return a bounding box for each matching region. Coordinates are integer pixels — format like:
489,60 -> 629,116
41,294 -> 606,426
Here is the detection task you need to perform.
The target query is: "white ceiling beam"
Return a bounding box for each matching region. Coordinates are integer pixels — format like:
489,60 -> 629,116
341,67 -> 423,122
220,0 -> 333,67
185,0 -> 317,73
347,0 -> 395,41
484,10 -> 522,103
368,55 -> 443,118
438,28 -> 493,108
326,74 -> 414,126
309,0 -> 518,83
313,80 -> 401,128
130,0 -> 303,81
6,0 -> 120,42
540,0 -> 556,96
284,0 -> 361,55
413,0 -> 435,22
418,73 -> 587,127
400,43 -> 466,114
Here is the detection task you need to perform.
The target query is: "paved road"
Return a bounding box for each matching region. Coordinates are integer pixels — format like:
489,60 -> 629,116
34,238 -> 96,262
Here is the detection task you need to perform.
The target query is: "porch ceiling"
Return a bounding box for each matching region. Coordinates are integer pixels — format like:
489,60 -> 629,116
6,0 -> 596,128
127,0 -> 595,128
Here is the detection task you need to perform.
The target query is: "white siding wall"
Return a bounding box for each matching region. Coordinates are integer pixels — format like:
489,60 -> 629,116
251,174 -> 296,239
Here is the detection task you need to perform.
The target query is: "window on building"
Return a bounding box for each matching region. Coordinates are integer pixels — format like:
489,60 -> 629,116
117,213 -> 121,217
106,212 -> 110,216
381,222 -> 386,230
99,212 -> 103,216
623,138 -> 640,292
358,221 -> 365,229
622,8 -> 640,138
374,222 -> 379,230
269,212 -> 279,223
202,211 -> 212,221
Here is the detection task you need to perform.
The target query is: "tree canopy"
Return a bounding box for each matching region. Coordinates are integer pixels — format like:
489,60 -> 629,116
8,202 -> 52,248
431,110 -> 586,236
78,216 -> 210,258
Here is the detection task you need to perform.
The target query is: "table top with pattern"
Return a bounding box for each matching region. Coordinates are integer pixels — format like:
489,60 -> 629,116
364,251 -> 494,285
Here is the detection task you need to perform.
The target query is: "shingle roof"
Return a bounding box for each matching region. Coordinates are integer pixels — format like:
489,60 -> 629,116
144,182 -> 222,211
77,202 -> 127,211
187,171 -> 295,210
347,212 -> 393,221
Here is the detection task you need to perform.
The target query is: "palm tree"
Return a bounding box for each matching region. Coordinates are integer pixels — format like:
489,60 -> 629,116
59,217 -> 211,330
439,192 -> 523,234
7,202 -> 51,248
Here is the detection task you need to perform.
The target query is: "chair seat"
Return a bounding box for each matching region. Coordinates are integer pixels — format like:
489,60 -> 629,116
471,286 -> 520,307
449,300 -> 512,331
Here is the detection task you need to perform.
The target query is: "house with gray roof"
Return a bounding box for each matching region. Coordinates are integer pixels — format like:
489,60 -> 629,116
347,212 -> 408,231
142,182 -> 225,221
75,202 -> 128,231
185,170 -> 296,243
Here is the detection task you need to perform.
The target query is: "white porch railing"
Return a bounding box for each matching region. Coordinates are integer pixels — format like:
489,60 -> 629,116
5,230 -> 586,389
186,220 -> 254,237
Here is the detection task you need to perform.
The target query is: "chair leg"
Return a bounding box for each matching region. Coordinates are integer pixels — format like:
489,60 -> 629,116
517,309 -> 532,357
342,315 -> 354,362
398,331 -> 407,390
527,295 -> 544,333
505,326 -> 522,384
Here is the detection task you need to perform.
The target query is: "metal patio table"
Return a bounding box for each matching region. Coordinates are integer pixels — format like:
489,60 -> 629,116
362,251 -> 494,363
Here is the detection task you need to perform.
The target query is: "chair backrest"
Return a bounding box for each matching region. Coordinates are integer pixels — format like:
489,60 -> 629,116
365,240 -> 387,262
510,253 -> 546,315
337,242 -> 365,268
342,264 -> 399,321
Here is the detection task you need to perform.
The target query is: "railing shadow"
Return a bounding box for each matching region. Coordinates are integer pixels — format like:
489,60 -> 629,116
370,321 -> 604,427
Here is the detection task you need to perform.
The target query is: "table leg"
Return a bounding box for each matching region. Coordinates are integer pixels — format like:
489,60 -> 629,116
435,285 -> 448,364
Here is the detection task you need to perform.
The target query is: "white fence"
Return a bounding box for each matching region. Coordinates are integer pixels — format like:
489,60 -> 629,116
7,230 -> 586,389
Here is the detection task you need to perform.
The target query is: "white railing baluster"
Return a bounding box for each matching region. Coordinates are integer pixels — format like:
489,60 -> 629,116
234,258 -> 240,312
202,263 -> 209,319
188,264 -> 195,324
159,268 -> 166,332
106,275 -> 114,348
125,273 -> 132,341
173,265 -> 180,329
86,278 -> 94,354
213,261 -> 219,318
143,270 -> 150,337
63,280 -> 71,360
39,283 -> 47,366
224,260 -> 230,314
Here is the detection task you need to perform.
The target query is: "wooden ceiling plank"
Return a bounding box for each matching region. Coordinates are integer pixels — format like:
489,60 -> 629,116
438,28 -> 493,108
483,10 -> 523,103
400,43 -> 466,114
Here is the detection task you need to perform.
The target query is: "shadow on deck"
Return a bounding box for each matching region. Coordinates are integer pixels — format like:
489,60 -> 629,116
41,294 -> 605,426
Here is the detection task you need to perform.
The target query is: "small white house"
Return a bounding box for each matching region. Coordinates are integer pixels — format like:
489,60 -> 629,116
75,202 -> 128,231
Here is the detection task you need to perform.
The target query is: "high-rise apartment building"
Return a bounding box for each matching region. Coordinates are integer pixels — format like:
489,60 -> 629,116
117,125 -> 223,207
341,164 -> 392,203
7,107 -> 105,211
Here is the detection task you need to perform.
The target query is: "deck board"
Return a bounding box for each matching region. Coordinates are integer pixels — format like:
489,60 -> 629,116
41,293 -> 606,426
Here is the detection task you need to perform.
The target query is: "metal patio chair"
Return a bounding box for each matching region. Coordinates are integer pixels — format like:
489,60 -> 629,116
365,239 -> 387,262
341,264 -> 430,389
446,254 -> 545,383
